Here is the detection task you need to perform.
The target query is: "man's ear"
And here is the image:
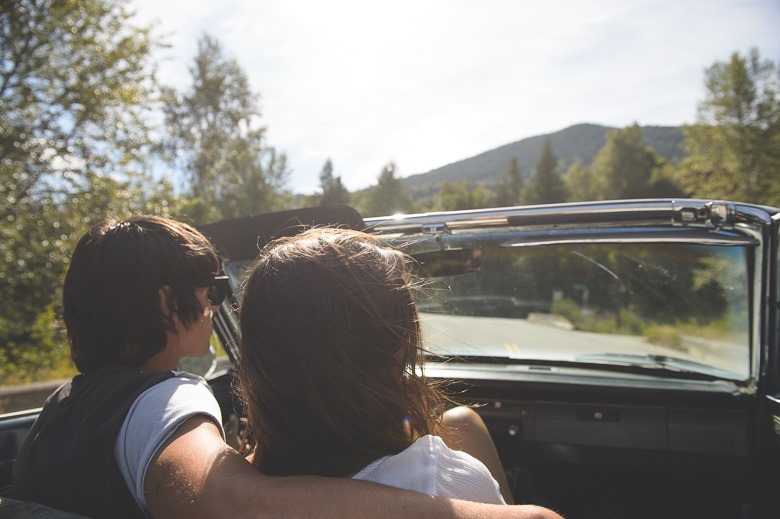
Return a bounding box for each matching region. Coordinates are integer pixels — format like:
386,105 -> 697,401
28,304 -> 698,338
159,286 -> 173,317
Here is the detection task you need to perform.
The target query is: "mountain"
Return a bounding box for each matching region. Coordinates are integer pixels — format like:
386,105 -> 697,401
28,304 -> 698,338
402,123 -> 685,198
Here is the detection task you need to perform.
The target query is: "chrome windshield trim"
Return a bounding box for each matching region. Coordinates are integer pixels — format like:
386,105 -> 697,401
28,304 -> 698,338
365,199 -> 675,234
503,231 -> 758,248
365,199 -> 777,236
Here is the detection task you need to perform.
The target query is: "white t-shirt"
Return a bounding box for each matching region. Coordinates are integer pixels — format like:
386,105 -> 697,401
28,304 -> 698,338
352,435 -> 506,504
114,371 -> 224,516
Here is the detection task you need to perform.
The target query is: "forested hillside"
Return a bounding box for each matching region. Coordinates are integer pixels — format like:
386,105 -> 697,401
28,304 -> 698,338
402,124 -> 684,201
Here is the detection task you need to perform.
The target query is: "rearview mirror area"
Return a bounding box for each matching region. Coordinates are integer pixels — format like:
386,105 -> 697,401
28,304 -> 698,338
411,248 -> 482,278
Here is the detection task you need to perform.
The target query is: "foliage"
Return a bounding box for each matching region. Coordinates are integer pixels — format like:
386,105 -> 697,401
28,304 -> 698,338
550,298 -> 584,329
677,48 -> 780,205
677,317 -> 732,341
553,296 -> 685,348
564,159 -> 596,201
643,325 -> 684,351
434,180 -> 491,211
525,139 -> 567,204
161,34 -> 290,224
0,304 -> 76,385
588,124 -> 662,200
317,159 -> 350,206
493,155 -> 524,207
1,0 -> 165,385
359,162 -> 415,217
645,161 -> 687,198
1,0 -> 159,209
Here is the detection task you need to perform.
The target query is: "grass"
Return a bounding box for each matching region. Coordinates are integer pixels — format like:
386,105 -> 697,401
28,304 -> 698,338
2,331 -> 231,388
549,298 -> 737,353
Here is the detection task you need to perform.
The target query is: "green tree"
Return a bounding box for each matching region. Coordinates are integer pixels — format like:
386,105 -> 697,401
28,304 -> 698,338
434,180 -> 491,211
645,161 -> 687,198
361,162 -> 414,217
525,139 -> 567,204
678,48 -> 780,204
590,124 -> 659,200
1,0 -> 165,383
318,159 -> 350,206
162,34 -> 289,224
1,0 -> 159,214
493,155 -> 524,207
564,159 -> 596,201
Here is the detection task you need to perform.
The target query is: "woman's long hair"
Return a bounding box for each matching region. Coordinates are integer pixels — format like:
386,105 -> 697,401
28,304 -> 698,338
238,228 -> 445,477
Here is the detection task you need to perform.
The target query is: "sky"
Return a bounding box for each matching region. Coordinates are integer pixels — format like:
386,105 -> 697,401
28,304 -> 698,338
130,0 -> 780,194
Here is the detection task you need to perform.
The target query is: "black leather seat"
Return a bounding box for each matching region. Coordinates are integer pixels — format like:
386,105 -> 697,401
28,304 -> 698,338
0,496 -> 88,518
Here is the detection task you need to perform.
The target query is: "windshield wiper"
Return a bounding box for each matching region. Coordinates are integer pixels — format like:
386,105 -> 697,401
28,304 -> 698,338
425,353 -> 744,383
574,353 -> 744,382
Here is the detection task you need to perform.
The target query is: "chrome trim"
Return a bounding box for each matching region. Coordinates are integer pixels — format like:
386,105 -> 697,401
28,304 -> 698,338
366,199 -> 777,235
366,199 -> 677,234
503,233 -> 759,247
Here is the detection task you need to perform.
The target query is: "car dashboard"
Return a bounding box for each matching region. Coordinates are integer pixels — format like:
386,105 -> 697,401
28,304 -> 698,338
425,362 -> 760,518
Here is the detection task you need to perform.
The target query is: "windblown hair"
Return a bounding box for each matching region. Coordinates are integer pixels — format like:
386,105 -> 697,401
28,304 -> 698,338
63,215 -> 219,373
238,227 -> 445,477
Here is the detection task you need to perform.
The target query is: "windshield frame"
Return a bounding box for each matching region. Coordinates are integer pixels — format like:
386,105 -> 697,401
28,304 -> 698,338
368,202 -> 776,390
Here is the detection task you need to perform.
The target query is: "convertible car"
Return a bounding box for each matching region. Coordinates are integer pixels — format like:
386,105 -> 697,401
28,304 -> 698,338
2,199 -> 779,518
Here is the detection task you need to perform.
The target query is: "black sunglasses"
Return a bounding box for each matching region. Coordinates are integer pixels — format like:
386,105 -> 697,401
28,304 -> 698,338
193,275 -> 232,306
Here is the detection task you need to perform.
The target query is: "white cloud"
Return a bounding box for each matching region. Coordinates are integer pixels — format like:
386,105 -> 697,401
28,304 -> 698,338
129,0 -> 780,193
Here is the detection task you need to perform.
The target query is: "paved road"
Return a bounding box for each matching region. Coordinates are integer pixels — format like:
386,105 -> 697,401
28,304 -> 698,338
419,313 -> 748,378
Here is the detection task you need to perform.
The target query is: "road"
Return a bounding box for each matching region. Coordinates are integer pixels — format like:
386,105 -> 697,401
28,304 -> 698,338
419,313 -> 748,378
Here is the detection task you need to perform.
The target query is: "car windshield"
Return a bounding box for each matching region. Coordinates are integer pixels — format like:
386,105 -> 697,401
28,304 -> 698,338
416,241 -> 750,380
223,239 -> 751,381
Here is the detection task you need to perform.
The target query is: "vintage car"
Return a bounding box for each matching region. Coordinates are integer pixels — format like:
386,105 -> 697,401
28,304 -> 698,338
2,199 -> 779,518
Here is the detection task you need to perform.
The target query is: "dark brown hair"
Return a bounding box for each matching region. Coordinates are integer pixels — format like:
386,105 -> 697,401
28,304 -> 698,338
238,228 -> 445,477
63,215 -> 219,373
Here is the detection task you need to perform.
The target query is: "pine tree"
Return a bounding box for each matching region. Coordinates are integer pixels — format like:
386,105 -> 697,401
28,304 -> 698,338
362,162 -> 414,217
590,125 -> 658,200
526,139 -> 568,204
493,155 -> 525,207
318,159 -> 350,206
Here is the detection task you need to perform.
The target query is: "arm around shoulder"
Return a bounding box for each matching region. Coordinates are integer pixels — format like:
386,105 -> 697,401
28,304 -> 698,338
144,415 -> 563,519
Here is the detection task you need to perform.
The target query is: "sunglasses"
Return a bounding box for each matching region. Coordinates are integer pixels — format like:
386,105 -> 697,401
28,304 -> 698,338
193,275 -> 232,306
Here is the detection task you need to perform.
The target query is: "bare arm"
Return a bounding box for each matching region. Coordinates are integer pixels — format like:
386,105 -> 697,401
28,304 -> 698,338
442,406 -> 515,504
144,416 -> 562,519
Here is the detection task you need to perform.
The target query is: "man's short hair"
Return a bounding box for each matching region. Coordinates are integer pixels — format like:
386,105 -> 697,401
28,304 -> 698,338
63,216 -> 220,373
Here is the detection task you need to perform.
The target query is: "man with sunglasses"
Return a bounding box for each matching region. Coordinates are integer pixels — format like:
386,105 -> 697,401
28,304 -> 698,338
12,215 -> 561,519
